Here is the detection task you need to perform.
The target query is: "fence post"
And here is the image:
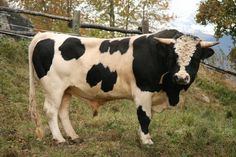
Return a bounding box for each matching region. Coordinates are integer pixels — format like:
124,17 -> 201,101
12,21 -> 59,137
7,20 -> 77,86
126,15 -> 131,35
142,19 -> 149,34
0,11 -> 10,37
72,10 -> 80,35
0,11 -> 10,30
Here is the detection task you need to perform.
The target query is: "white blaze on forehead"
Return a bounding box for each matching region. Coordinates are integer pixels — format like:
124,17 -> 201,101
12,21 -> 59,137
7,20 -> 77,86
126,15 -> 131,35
174,35 -> 200,68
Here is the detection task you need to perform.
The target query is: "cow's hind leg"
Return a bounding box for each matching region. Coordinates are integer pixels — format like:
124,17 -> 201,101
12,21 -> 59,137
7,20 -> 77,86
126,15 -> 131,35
134,91 -> 153,144
59,93 -> 83,144
44,90 -> 66,143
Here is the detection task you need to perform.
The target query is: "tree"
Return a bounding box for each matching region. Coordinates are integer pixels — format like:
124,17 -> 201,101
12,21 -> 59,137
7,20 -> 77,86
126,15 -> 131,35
79,0 -> 173,37
9,0 -> 81,32
8,0 -> 173,37
196,0 -> 236,44
136,0 -> 173,31
119,0 -> 173,31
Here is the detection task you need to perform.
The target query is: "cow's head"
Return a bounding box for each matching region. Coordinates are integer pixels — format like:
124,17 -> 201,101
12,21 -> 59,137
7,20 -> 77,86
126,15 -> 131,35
155,35 -> 218,86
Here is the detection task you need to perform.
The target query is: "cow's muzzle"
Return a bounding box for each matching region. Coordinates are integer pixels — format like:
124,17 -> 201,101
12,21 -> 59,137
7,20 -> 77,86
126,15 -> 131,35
173,74 -> 190,85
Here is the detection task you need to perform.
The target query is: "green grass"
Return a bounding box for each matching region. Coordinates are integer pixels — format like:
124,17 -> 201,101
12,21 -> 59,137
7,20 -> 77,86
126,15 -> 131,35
0,37 -> 236,156
195,78 -> 236,106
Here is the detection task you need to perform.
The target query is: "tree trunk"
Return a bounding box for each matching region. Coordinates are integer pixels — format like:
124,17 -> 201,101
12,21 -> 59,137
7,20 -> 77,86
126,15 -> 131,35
66,0 -> 72,17
109,0 -> 115,27
125,0 -> 130,31
109,0 -> 115,37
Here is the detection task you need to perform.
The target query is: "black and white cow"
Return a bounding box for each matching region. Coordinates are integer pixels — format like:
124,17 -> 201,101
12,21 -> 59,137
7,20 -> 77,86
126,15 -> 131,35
29,29 -> 218,145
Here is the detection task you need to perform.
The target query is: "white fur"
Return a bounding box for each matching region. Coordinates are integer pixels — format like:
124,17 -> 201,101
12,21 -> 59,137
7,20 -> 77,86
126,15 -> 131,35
174,35 -> 200,79
139,129 -> 154,144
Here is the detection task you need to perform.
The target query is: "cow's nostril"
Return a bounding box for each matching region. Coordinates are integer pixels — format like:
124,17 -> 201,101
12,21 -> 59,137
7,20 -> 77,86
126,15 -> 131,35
173,75 -> 179,82
173,74 -> 190,85
184,76 -> 188,81
184,75 -> 190,83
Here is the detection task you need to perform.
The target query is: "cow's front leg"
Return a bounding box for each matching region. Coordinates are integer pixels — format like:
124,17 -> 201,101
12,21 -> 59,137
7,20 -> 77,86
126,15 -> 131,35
134,91 -> 153,145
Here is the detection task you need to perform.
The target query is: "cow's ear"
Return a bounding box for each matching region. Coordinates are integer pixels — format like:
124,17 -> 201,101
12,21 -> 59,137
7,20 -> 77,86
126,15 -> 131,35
201,48 -> 215,60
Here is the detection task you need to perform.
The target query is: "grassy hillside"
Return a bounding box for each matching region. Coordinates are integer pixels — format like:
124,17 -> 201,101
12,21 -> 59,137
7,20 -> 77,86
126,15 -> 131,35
0,37 -> 236,157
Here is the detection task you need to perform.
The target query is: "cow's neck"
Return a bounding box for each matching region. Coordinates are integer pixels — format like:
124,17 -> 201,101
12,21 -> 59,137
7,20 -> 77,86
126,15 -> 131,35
132,35 -> 169,92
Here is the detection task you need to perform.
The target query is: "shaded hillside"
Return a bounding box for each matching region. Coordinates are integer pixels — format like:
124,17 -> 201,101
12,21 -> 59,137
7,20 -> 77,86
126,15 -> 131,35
0,37 -> 236,156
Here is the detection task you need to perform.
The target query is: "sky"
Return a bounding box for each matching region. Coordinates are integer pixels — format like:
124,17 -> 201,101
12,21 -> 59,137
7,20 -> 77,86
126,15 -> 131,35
168,0 -> 215,35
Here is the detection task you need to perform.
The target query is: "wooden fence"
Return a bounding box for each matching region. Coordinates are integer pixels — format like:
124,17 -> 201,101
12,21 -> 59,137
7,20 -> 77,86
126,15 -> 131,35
0,6 -> 143,35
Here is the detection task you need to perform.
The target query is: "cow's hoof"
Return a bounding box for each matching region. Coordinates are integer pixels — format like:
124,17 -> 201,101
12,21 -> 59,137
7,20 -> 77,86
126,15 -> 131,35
69,138 -> 84,145
141,139 -> 154,145
139,131 -> 154,145
52,139 -> 66,146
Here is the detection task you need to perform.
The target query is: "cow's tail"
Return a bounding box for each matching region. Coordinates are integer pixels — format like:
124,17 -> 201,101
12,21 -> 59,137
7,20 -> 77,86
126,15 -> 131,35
28,33 -> 44,140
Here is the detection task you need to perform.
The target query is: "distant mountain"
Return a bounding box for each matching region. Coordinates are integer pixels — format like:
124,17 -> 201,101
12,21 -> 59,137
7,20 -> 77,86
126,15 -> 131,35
217,35 -> 234,54
192,30 -> 236,74
193,30 -> 234,55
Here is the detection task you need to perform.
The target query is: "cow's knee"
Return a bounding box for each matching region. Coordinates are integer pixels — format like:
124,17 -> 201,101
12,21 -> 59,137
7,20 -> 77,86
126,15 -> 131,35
137,106 -> 151,134
136,105 -> 153,144
44,100 -> 58,119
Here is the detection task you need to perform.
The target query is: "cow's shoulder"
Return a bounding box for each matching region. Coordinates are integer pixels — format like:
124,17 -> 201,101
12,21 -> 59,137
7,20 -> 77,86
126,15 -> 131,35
132,35 -> 165,92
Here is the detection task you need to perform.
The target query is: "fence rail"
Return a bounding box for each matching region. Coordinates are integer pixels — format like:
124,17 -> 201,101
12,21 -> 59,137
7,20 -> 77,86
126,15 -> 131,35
0,29 -> 34,38
201,62 -> 236,77
0,6 -> 142,34
80,23 -> 142,34
0,6 -> 71,21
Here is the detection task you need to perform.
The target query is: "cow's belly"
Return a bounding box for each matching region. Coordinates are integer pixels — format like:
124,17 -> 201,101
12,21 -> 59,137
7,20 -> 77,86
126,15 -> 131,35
66,76 -> 133,101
